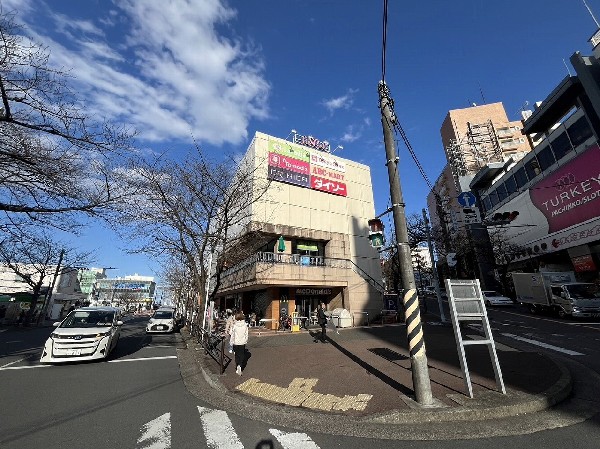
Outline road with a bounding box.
[1,307,600,448]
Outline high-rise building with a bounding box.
[441,102,533,187]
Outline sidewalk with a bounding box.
[179,319,580,436]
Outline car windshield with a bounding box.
[61,310,115,328]
[153,311,173,319]
[566,284,600,299]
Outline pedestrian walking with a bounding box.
[230,311,248,375]
[224,310,236,354]
[314,301,327,343]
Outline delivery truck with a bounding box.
[512,272,600,318]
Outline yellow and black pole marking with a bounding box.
[404,288,425,358]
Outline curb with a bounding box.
[177,329,585,440]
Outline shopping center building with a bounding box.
[215,131,384,327]
[470,33,600,279]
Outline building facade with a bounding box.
[95,274,156,309]
[470,35,600,279]
[215,131,384,327]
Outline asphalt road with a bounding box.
[2,307,600,448]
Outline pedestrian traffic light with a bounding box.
[368,218,385,248]
[486,211,519,225]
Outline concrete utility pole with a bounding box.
[422,208,447,322]
[378,81,433,405]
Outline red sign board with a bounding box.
[571,254,597,272]
[310,175,347,196]
[268,152,310,175]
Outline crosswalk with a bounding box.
[136,407,321,449]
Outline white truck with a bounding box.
[512,271,600,318]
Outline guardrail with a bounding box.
[199,328,231,375]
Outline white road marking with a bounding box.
[137,412,170,449]
[0,357,27,368]
[269,429,320,449]
[108,356,177,363]
[501,333,585,356]
[0,364,50,371]
[197,406,243,449]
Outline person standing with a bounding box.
[314,302,327,343]
[230,311,248,375]
[224,310,236,354]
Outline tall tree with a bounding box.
[0,230,90,322]
[119,146,271,325]
[0,10,133,235]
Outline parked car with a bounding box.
[482,291,513,307]
[420,286,447,299]
[40,306,123,363]
[146,307,177,333]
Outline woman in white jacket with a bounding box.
[230,312,248,375]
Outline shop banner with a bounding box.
[310,152,346,172]
[311,165,346,183]
[311,175,347,196]
[268,152,310,175]
[571,254,597,272]
[268,140,310,163]
[529,144,600,234]
[268,166,311,188]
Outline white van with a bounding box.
[40,307,123,363]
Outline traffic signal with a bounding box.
[368,218,385,248]
[486,211,519,225]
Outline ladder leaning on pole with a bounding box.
[445,278,506,398]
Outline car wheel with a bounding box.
[557,308,568,319]
[485,300,491,307]
[528,304,537,314]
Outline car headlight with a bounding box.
[51,332,60,339]
[95,330,111,339]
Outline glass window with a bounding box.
[482,195,492,213]
[489,189,499,208]
[514,166,528,188]
[525,156,541,181]
[536,144,556,172]
[496,183,508,203]
[550,132,573,161]
[505,175,517,196]
[567,116,594,147]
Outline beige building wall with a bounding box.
[219,132,384,318]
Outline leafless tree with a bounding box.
[119,146,271,325]
[0,230,90,322]
[0,10,134,236]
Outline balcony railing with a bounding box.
[221,251,351,277]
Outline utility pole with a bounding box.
[39,248,65,325]
[422,208,447,322]
[378,81,433,405]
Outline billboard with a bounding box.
[267,138,347,197]
[529,144,600,234]
[495,143,600,257]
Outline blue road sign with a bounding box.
[457,192,476,207]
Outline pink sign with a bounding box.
[311,175,347,196]
[529,144,600,234]
[268,152,310,175]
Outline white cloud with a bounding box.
[11,0,270,146]
[340,125,361,143]
[321,88,358,115]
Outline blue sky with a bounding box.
[6,0,600,280]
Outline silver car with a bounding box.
[483,291,513,307]
[40,307,123,363]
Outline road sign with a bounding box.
[461,207,481,225]
[457,192,476,207]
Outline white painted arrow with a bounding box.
[137,412,171,449]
